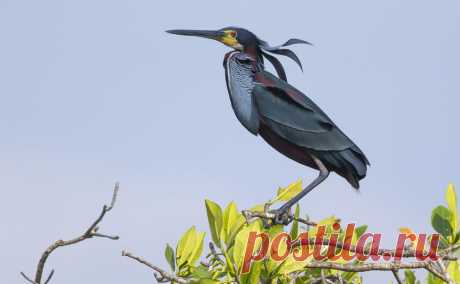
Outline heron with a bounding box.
[166,27,369,225]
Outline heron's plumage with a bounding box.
[167,26,369,196]
[224,51,260,134]
[223,50,369,189]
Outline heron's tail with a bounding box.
[319,148,369,190]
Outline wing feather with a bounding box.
[253,71,366,154]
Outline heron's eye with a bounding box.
[229,31,237,38]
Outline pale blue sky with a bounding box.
[1,0,459,283]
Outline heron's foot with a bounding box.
[269,208,292,226]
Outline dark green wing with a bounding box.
[253,71,367,156]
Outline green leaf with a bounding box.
[232,220,263,274]
[438,234,450,250]
[426,271,444,284]
[240,259,262,284]
[277,252,313,276]
[176,226,197,268]
[188,231,206,266]
[404,270,416,284]
[222,201,246,247]
[164,243,175,271]
[308,215,339,237]
[455,231,460,243]
[223,202,238,240]
[190,264,212,279]
[290,204,300,240]
[431,205,454,239]
[176,226,205,270]
[447,260,460,283]
[355,225,368,239]
[274,180,302,202]
[222,248,236,276]
[205,199,223,247]
[446,183,458,242]
[191,279,220,284]
[266,224,285,274]
[341,271,359,282]
[249,204,265,213]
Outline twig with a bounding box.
[20,183,120,284]
[242,210,317,226]
[236,207,456,283]
[122,229,456,284]
[291,237,457,261]
[321,269,333,284]
[310,274,343,284]
[440,243,460,256]
[20,272,36,284]
[337,273,345,284]
[435,259,455,284]
[245,207,458,264]
[304,261,450,283]
[209,242,224,264]
[122,250,188,284]
[391,269,403,284]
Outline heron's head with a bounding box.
[166,27,261,51]
[166,27,312,81]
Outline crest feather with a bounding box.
[258,38,312,81]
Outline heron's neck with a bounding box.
[243,45,264,68]
[223,50,263,73]
[223,51,260,135]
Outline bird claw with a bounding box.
[268,209,292,226]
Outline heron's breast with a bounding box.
[224,52,260,135]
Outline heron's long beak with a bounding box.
[166,29,224,41]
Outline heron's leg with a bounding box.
[272,156,329,225]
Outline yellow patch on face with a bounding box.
[221,30,243,50]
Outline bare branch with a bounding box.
[242,210,317,227]
[435,259,455,284]
[310,274,344,284]
[123,223,457,283]
[21,183,120,284]
[208,242,224,264]
[122,250,188,284]
[440,244,460,256]
[304,261,450,283]
[291,237,457,261]
[321,269,334,284]
[92,233,120,240]
[239,206,457,283]
[43,270,54,284]
[391,269,403,284]
[20,272,36,284]
[244,208,457,264]
[84,182,119,236]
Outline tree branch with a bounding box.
[244,207,458,267]
[304,261,449,283]
[242,209,317,227]
[122,250,188,284]
[291,237,457,261]
[20,183,120,284]
[435,259,455,284]
[391,269,403,284]
[209,206,458,283]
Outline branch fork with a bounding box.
[20,183,120,284]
